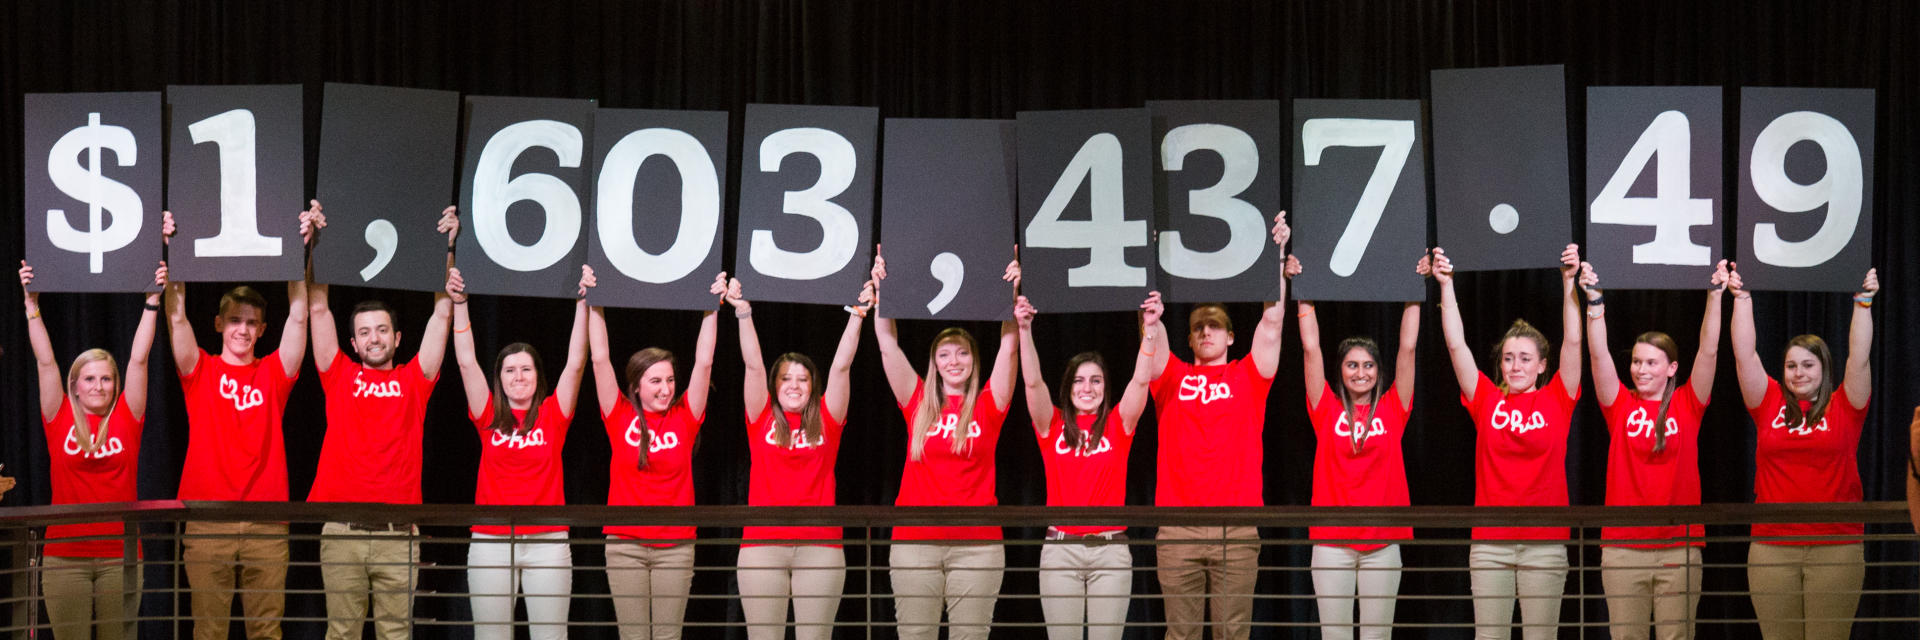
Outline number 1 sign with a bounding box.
[166,84,306,282]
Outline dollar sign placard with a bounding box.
[24,92,163,293]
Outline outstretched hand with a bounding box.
[1709,259,1730,291]
[1861,268,1880,297]
[1139,290,1163,327]
[1271,211,1291,247]
[1559,243,1581,280]
[1426,247,1455,285]
[1284,255,1302,280]
[299,199,327,246]
[437,206,460,247]
[1004,245,1021,290]
[1013,295,1037,329]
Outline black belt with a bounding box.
[1046,527,1127,544]
[343,522,410,533]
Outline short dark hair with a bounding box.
[350,300,398,328]
[217,286,269,318]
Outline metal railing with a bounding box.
[3,501,1915,638]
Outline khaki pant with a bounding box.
[1038,539,1132,640]
[318,522,418,640]
[888,543,1004,640]
[42,555,141,640]
[1600,546,1703,640]
[1155,526,1260,640]
[737,545,845,640]
[605,540,694,640]
[1747,542,1864,640]
[468,532,573,640]
[183,521,288,640]
[1467,543,1567,640]
[1310,544,1402,640]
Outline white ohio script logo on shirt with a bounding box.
[763,423,822,449]
[1333,412,1386,439]
[1625,406,1679,440]
[1177,374,1233,404]
[626,417,682,453]
[930,413,983,442]
[1489,399,1547,434]
[491,427,548,449]
[1770,407,1829,437]
[1052,432,1114,457]
[218,374,265,411]
[353,371,404,399]
[63,427,126,459]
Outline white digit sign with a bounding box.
[598,128,719,283]
[1591,110,1713,266]
[749,127,858,280]
[188,109,282,258]
[1750,111,1862,268]
[471,120,583,272]
[1025,133,1146,287]
[1159,124,1265,280]
[1301,118,1415,277]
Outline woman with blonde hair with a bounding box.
[1731,266,1878,640]
[21,259,164,640]
[725,276,871,640]
[871,249,1019,640]
[1426,244,1585,640]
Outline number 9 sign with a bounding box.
[1737,87,1874,291]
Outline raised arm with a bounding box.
[1842,268,1876,409]
[1582,262,1620,407]
[1728,266,1767,409]
[681,273,725,421]
[448,268,490,418]
[1299,299,1327,411]
[415,205,461,379]
[730,278,770,420]
[552,267,594,419]
[1014,296,1054,436]
[870,251,918,407]
[1555,244,1583,398]
[822,280,873,422]
[22,262,64,421]
[278,280,310,379]
[309,277,339,374]
[1393,300,1420,412]
[124,273,163,420]
[1687,260,1730,403]
[1249,212,1292,380]
[1425,248,1481,403]
[161,212,201,376]
[1114,294,1163,435]
[986,257,1021,412]
[1142,291,1171,381]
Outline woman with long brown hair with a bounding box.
[870,249,1019,640]
[587,269,726,640]
[1583,260,1729,640]
[1731,266,1878,640]
[725,276,870,640]
[21,260,163,640]
[449,265,591,640]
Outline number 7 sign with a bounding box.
[1290,99,1428,302]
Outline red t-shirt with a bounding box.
[1037,410,1133,535]
[42,396,143,558]
[1461,372,1578,541]
[470,394,571,536]
[1748,379,1867,544]
[1150,356,1272,507]
[744,404,844,546]
[307,352,436,504]
[893,382,1005,541]
[177,351,296,502]
[1307,384,1412,551]
[1600,382,1706,548]
[603,398,701,545]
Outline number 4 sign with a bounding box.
[1585,86,1722,289]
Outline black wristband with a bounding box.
[143,302,161,311]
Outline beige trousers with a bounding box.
[1467,543,1567,640]
[737,545,845,640]
[888,543,1005,640]
[182,521,288,640]
[1155,526,1260,640]
[318,522,418,640]
[1600,546,1703,640]
[1038,540,1133,640]
[1747,542,1864,640]
[41,555,141,640]
[605,540,694,640]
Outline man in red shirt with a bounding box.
[1141,212,1291,640]
[306,204,457,640]
[163,206,316,640]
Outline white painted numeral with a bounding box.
[1025,133,1146,287]
[472,120,583,272]
[1750,111,1862,268]
[597,128,719,283]
[749,128,858,280]
[190,109,282,257]
[1302,118,1415,277]
[1591,110,1713,266]
[1159,124,1264,280]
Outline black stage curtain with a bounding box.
[3,2,1915,638]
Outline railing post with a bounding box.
[5,527,27,640]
